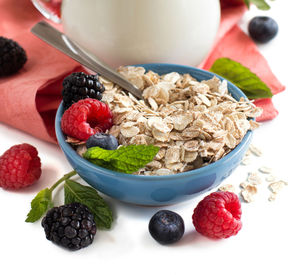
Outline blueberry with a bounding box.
[86,133,118,150]
[248,16,278,43]
[148,210,185,245]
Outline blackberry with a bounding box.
[148,210,185,245]
[62,72,105,110]
[42,202,97,251]
[0,37,27,76]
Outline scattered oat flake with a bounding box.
[218,184,235,193]
[268,180,288,193]
[249,144,263,157]
[247,172,262,185]
[258,166,272,174]
[241,156,251,166]
[265,174,277,182]
[239,182,248,189]
[241,184,257,203]
[268,193,277,202]
[245,150,251,157]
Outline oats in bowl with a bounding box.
[100,66,262,176]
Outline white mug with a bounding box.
[32,0,220,68]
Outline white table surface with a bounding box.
[1,2,299,275]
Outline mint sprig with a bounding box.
[25,170,113,229]
[244,0,275,10]
[210,57,273,99]
[83,144,160,174]
[25,188,53,223]
[65,180,113,229]
[25,170,76,223]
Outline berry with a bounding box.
[149,210,185,245]
[0,144,41,190]
[192,191,242,239]
[62,72,105,110]
[0,37,27,76]
[86,133,118,150]
[220,0,245,9]
[61,98,113,141]
[42,202,97,251]
[248,16,278,43]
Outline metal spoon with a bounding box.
[31,21,143,100]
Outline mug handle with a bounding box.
[31,0,62,24]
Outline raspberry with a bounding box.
[0,144,41,190]
[42,202,97,251]
[192,191,242,239]
[0,36,27,76]
[62,72,105,110]
[61,98,113,141]
[220,0,245,9]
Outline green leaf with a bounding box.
[249,0,271,10]
[210,58,273,99]
[64,180,113,229]
[244,0,251,8]
[25,188,54,223]
[83,144,160,174]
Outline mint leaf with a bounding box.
[64,180,113,229]
[83,144,160,174]
[244,0,251,8]
[210,58,273,99]
[25,188,54,223]
[243,0,273,10]
[249,0,271,10]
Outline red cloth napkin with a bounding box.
[0,0,81,143]
[0,1,285,144]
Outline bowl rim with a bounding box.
[55,63,253,181]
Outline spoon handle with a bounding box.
[31,21,143,100]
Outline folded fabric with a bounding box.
[0,1,285,144]
[0,0,82,143]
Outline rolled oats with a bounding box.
[258,166,272,174]
[247,172,262,185]
[268,180,288,193]
[241,156,251,166]
[241,185,257,202]
[218,184,235,193]
[265,174,277,182]
[268,180,288,201]
[249,144,263,157]
[103,66,261,175]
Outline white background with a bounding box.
[0,1,299,275]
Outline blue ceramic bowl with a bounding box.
[55,63,252,206]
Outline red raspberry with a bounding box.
[61,98,113,141]
[0,144,42,190]
[192,191,242,239]
[220,0,245,9]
